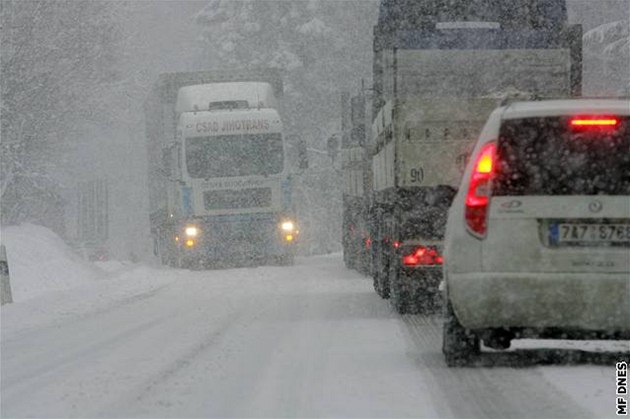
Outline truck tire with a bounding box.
[442,300,480,367]
[174,254,185,269]
[344,249,355,270]
[278,253,295,266]
[372,243,390,299]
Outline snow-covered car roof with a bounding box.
[502,98,630,119]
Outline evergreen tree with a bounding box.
[1,1,124,232]
[195,0,377,253]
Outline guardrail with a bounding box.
[0,244,12,305]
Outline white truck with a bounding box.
[363,0,583,313]
[145,70,300,268]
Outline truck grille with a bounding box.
[204,188,272,210]
[209,216,275,246]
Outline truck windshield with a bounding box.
[185,133,284,178]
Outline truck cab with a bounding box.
[147,74,298,268]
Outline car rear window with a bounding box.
[494,116,630,196]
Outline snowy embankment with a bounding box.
[2,224,104,301]
[1,224,627,418]
[1,224,175,334]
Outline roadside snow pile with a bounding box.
[94,260,134,274]
[1,223,103,302]
[297,17,333,37]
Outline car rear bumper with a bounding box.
[447,271,630,332]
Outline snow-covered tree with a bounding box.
[1,1,125,232]
[583,19,629,96]
[195,0,376,138]
[194,0,378,253]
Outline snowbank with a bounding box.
[297,17,333,37]
[1,223,103,302]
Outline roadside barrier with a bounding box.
[0,244,12,305]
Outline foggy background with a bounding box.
[2,0,628,261]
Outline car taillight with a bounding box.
[465,142,496,238]
[402,246,443,266]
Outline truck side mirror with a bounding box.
[162,143,181,180]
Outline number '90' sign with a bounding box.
[410,168,424,183]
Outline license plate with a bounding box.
[549,223,630,245]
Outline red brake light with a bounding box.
[465,142,496,237]
[570,116,619,131]
[402,246,443,266]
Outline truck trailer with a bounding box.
[145,70,299,268]
[341,91,373,275]
[342,0,582,313]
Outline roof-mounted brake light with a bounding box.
[570,117,619,128]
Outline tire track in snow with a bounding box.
[104,260,387,417]
[399,314,592,418]
[1,314,172,412]
[104,288,284,417]
[1,271,176,343]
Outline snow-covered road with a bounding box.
[1,248,627,418]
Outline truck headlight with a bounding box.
[185,226,199,237]
[281,221,295,232]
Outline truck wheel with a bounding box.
[373,276,389,298]
[164,249,178,268]
[343,250,355,270]
[374,258,390,299]
[157,236,170,266]
[372,276,381,295]
[373,272,390,299]
[443,300,480,367]
[372,243,389,299]
[278,253,295,266]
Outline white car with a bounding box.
[442,99,630,366]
